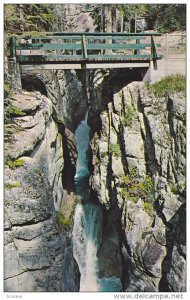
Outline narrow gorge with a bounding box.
[4,67,186,292]
[4,3,186,294]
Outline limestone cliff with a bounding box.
[4,71,82,291]
[89,81,186,292]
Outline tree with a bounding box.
[4,4,54,35]
[146,4,186,32]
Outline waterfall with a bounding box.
[73,202,102,291]
[72,111,122,292]
[73,111,102,291]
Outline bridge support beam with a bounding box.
[8,37,22,92]
[21,62,150,71]
[8,60,22,92]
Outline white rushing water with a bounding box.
[73,202,102,291]
[74,112,90,180]
[73,112,102,291]
[72,111,122,292]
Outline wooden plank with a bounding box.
[87,54,153,59]
[17,43,82,51]
[21,62,150,71]
[17,53,163,62]
[30,36,82,40]
[17,42,160,51]
[135,39,140,55]
[19,36,146,42]
[17,54,83,62]
[84,36,146,40]
[9,36,16,59]
[17,54,152,61]
[86,62,150,68]
[82,35,88,58]
[86,43,152,50]
[151,36,157,60]
[52,32,162,36]
[21,64,83,70]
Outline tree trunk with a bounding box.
[112,5,116,32]
[104,5,112,54]
[121,13,124,32]
[100,4,104,32]
[104,5,112,32]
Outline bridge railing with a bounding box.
[9,32,163,64]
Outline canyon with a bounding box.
[4,4,186,293]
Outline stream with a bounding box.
[72,112,122,292]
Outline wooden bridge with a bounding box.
[9,32,163,71]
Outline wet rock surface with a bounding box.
[4,91,79,292]
[89,81,186,292]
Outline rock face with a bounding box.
[53,4,94,32]
[22,69,85,131]
[89,81,186,292]
[4,91,80,291]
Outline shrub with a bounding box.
[7,159,25,168]
[120,171,154,205]
[147,74,186,97]
[121,175,130,186]
[109,143,121,158]
[129,166,138,178]
[4,83,13,98]
[5,181,21,189]
[100,151,108,159]
[169,183,178,194]
[123,106,135,126]
[120,188,128,198]
[56,211,72,229]
[5,105,26,118]
[144,202,153,215]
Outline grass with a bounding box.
[56,211,72,229]
[143,202,153,215]
[119,171,154,206]
[123,106,135,127]
[7,159,25,168]
[100,151,108,159]
[4,83,13,98]
[169,183,178,194]
[147,74,186,97]
[5,105,26,118]
[5,181,21,189]
[109,143,121,158]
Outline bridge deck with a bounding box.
[9,32,163,70]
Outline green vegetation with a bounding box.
[120,188,128,199]
[147,74,186,98]
[90,4,185,33]
[4,4,54,35]
[146,4,186,32]
[4,83,13,98]
[55,193,76,230]
[5,181,21,189]
[4,98,25,144]
[144,202,153,215]
[123,106,135,127]
[109,143,121,158]
[7,159,25,168]
[169,183,178,194]
[5,105,26,118]
[120,170,154,206]
[100,151,108,159]
[129,166,138,178]
[56,211,72,229]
